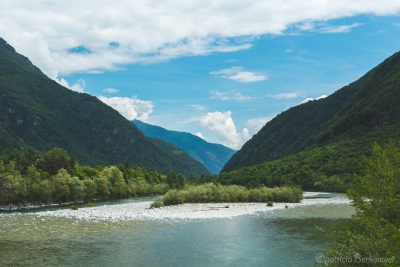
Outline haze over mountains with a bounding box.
[133,119,235,174]
[0,38,209,178]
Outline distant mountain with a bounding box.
[223,51,400,173]
[0,37,209,178]
[133,120,236,174]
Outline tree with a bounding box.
[166,170,185,189]
[327,142,400,259]
[39,148,75,175]
[52,168,72,203]
[70,176,86,202]
[83,178,97,201]
[99,166,128,199]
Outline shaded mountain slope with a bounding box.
[0,38,209,177]
[223,51,400,172]
[133,120,236,174]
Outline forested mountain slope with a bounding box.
[0,38,209,177]
[133,120,235,174]
[223,51,400,173]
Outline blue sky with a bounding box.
[1,1,400,149]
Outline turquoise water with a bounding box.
[0,194,353,266]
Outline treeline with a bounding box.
[151,183,302,207]
[0,147,186,207]
[191,139,376,193]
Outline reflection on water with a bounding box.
[0,196,353,267]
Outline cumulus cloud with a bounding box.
[300,94,328,104]
[98,95,154,121]
[57,78,86,93]
[200,111,250,149]
[210,67,267,82]
[247,116,274,132]
[1,1,400,80]
[210,90,253,101]
[195,132,205,139]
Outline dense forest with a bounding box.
[0,147,186,208]
[192,136,400,192]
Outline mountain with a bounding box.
[222,51,400,176]
[0,38,209,178]
[132,119,236,174]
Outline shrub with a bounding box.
[87,202,96,207]
[267,201,274,207]
[70,205,79,210]
[163,190,185,206]
[150,197,164,208]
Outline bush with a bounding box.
[70,205,79,210]
[267,201,274,207]
[87,202,96,207]
[163,190,185,206]
[150,197,164,208]
[160,184,302,206]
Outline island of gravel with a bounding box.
[33,193,350,222]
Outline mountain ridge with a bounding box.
[0,37,209,177]
[222,51,400,173]
[133,119,236,174]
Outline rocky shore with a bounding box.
[31,192,350,222]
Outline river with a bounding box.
[0,193,353,266]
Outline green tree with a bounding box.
[52,168,72,203]
[99,166,128,199]
[0,173,25,205]
[83,178,97,201]
[70,176,86,202]
[25,165,44,202]
[39,148,75,175]
[166,170,185,189]
[95,175,110,199]
[327,142,400,259]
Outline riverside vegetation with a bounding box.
[0,147,186,208]
[151,183,302,207]
[0,146,302,209]
[325,142,400,263]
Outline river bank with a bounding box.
[24,192,351,222]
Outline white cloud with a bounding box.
[56,78,85,93]
[270,92,300,99]
[210,67,267,82]
[187,104,206,112]
[102,88,120,93]
[1,1,400,80]
[200,111,250,149]
[291,21,362,34]
[210,90,253,101]
[195,132,205,139]
[320,23,362,33]
[300,94,328,104]
[98,95,154,121]
[247,116,274,132]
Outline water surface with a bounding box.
[0,193,353,266]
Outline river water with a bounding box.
[0,193,353,266]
